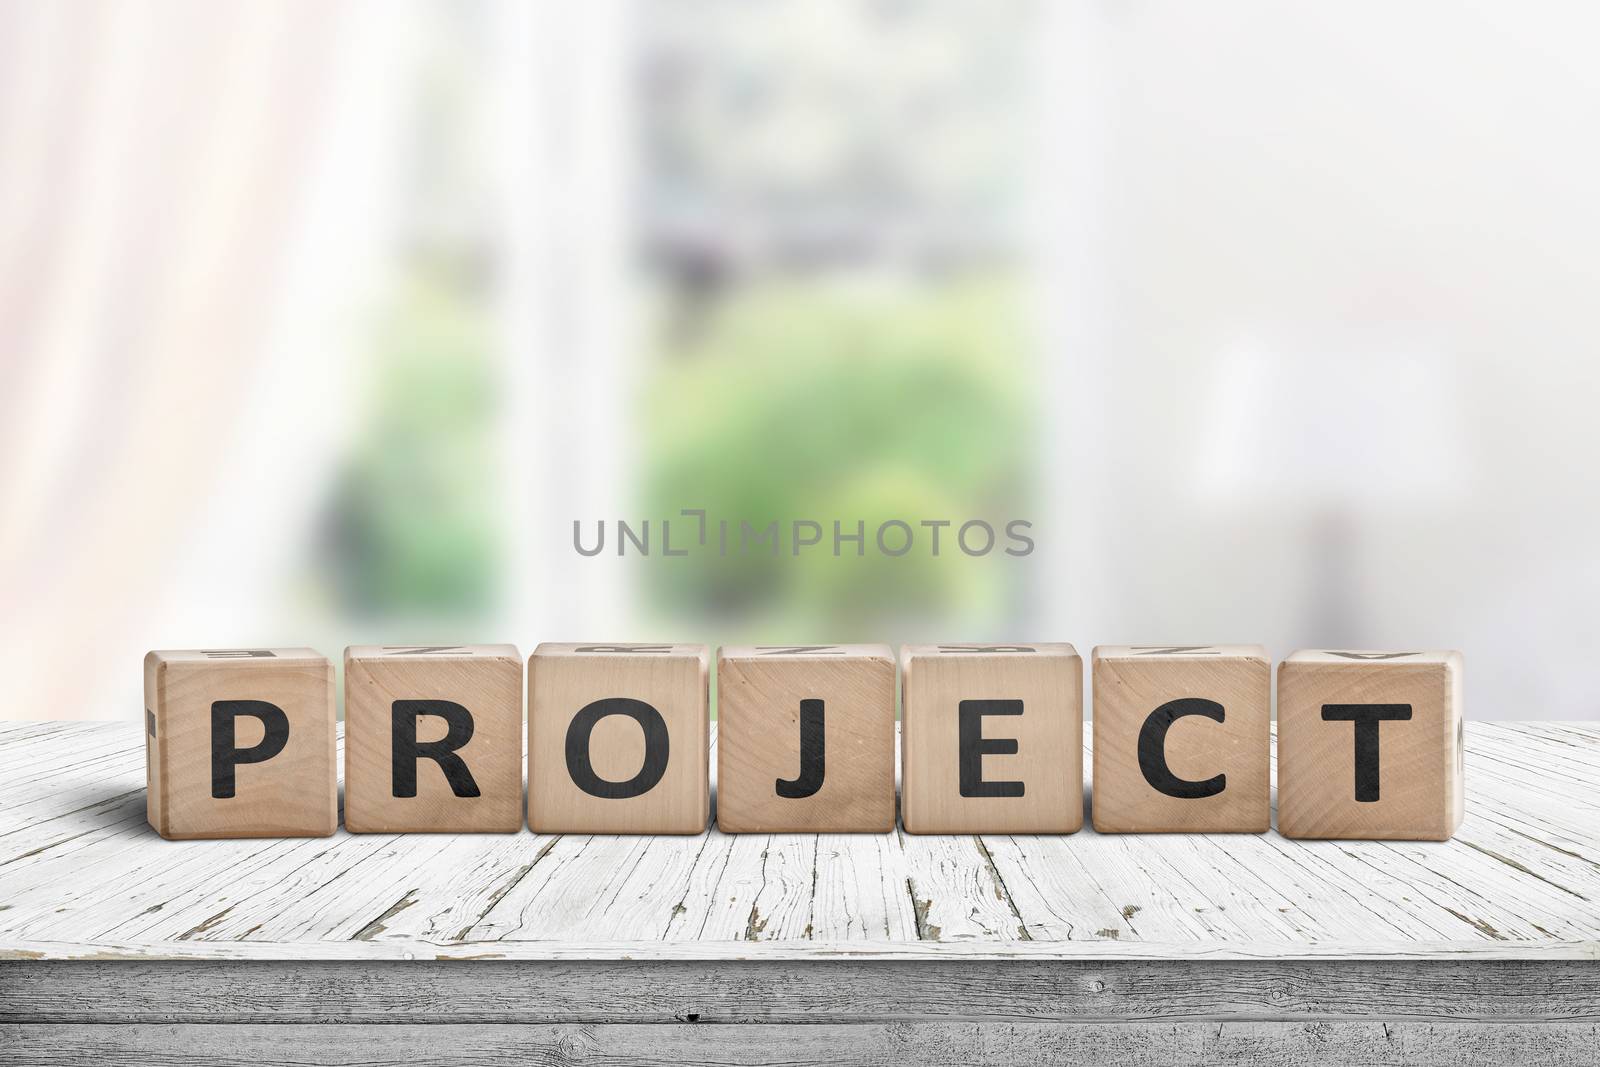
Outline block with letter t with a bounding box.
[528,643,709,834]
[143,648,336,840]
[344,644,524,833]
[900,643,1083,834]
[716,644,896,833]
[1277,649,1465,840]
[1091,645,1271,833]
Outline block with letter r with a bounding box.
[900,644,1083,834]
[1277,650,1464,840]
[143,648,336,839]
[343,645,524,833]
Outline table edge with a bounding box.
[3,938,1597,963]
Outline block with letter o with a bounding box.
[528,643,709,834]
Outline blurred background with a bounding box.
[2,0,1596,721]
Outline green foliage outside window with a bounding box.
[640,274,1032,638]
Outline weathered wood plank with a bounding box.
[809,832,919,940]
[354,833,557,943]
[1220,832,1457,941]
[978,833,1145,941]
[740,832,819,940]
[238,833,472,942]
[15,835,382,943]
[5,959,1597,1024]
[564,833,721,941]
[899,829,1028,941]
[0,732,147,805]
[466,835,644,940]
[0,721,63,740]
[1,831,296,937]
[0,801,149,881]
[658,824,749,940]
[4,1019,1598,1067]
[2,935,1595,962]
[0,766,145,837]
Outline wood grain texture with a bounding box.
[8,959,1599,1023]
[343,645,523,834]
[4,1021,1598,1067]
[142,649,335,840]
[528,644,709,834]
[901,644,1083,834]
[716,644,895,833]
[1091,645,1270,833]
[1278,650,1464,840]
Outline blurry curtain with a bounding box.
[0,1,337,717]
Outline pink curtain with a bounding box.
[0,1,337,718]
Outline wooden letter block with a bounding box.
[716,644,895,833]
[529,643,709,834]
[900,644,1083,834]
[143,648,335,840]
[344,645,524,834]
[1278,650,1465,841]
[1091,645,1270,833]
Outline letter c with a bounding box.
[1138,698,1226,799]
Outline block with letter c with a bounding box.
[1091,645,1270,833]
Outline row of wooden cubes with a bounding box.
[144,643,1464,841]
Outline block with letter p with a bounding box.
[1091,645,1271,833]
[716,644,896,833]
[900,644,1083,834]
[1277,649,1465,840]
[344,645,524,833]
[529,643,709,834]
[143,648,336,840]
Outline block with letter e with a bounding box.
[529,643,709,834]
[344,645,524,833]
[1277,649,1465,840]
[143,648,336,840]
[900,644,1083,834]
[1091,645,1271,833]
[716,644,895,833]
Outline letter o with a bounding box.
[564,698,671,799]
[958,519,996,556]
[876,519,914,557]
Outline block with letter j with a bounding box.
[143,648,336,840]
[716,644,896,833]
[1277,649,1464,840]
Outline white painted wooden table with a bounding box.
[1,720,1596,1065]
